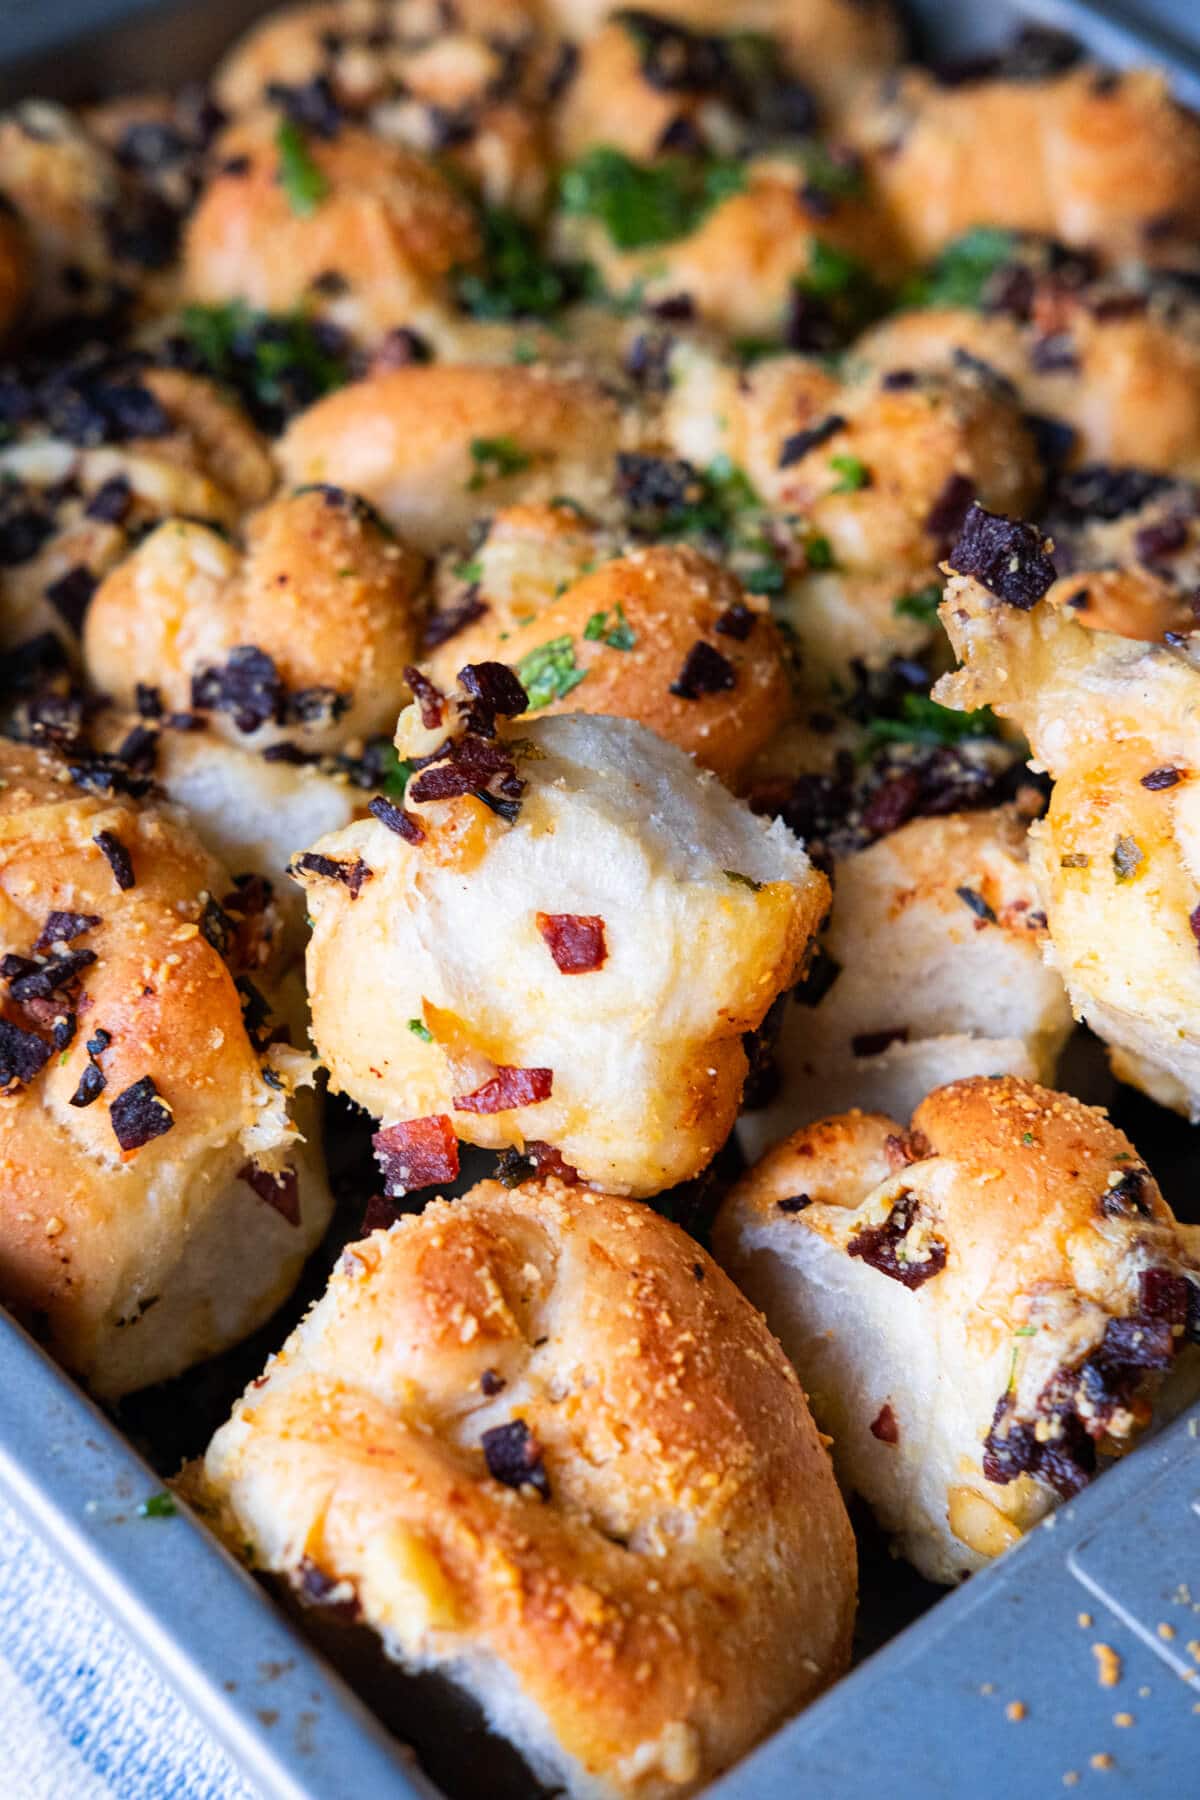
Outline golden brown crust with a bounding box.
[182,112,480,339]
[0,740,331,1394]
[427,545,792,784]
[936,570,1200,1117]
[854,65,1200,266]
[198,1177,856,1797]
[277,362,625,552]
[83,490,428,748]
[295,706,828,1196]
[858,299,1200,480]
[716,1077,1200,1581]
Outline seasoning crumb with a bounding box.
[979,1682,995,1695]
[1078,1612,1094,1628]
[1093,1644,1121,1688]
[1137,1686,1151,1698]
[1005,1701,1027,1722]
[1090,1752,1114,1771]
[1062,1774,1079,1789]
[1157,1622,1176,1641]
[1113,1712,1134,1728]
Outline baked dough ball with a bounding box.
[0,739,332,1397]
[277,364,624,553]
[0,365,274,654]
[665,347,1040,681]
[0,101,182,320]
[102,719,364,962]
[1045,566,1194,643]
[935,509,1200,1118]
[738,808,1072,1161]
[194,1175,856,1798]
[294,678,828,1196]
[427,545,792,785]
[214,0,553,215]
[553,154,895,341]
[716,1076,1200,1584]
[857,286,1200,481]
[850,63,1200,268]
[83,488,427,751]
[182,112,480,344]
[553,13,841,162]
[539,0,902,115]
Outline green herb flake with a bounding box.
[516,636,588,710]
[138,1491,177,1519]
[863,693,1000,751]
[829,453,870,493]
[454,557,483,583]
[376,744,414,800]
[1112,835,1144,883]
[407,1018,433,1043]
[805,533,835,570]
[455,204,580,322]
[583,602,636,650]
[893,583,942,624]
[723,869,764,892]
[558,147,746,252]
[179,301,349,425]
[902,227,1019,311]
[468,436,532,491]
[275,118,328,217]
[1022,1132,1034,1145]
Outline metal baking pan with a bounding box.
[3,1,1200,1795]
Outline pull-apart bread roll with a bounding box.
[738,807,1072,1159]
[426,542,792,786]
[850,54,1200,267]
[540,0,901,116]
[80,484,427,925]
[84,485,428,752]
[660,348,1040,680]
[277,365,624,553]
[858,271,1200,481]
[293,664,828,1196]
[194,1176,857,1799]
[716,1076,1200,1585]
[183,112,480,343]
[0,740,332,1397]
[936,503,1200,1118]
[213,0,554,215]
[0,362,274,654]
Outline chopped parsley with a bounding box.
[407,1018,433,1043]
[516,636,588,710]
[902,227,1019,311]
[893,583,943,625]
[862,693,1001,751]
[829,453,870,493]
[138,1491,177,1519]
[724,869,764,891]
[468,436,532,491]
[583,602,636,650]
[455,204,582,321]
[454,556,483,583]
[805,533,835,570]
[275,118,328,217]
[558,147,746,251]
[377,745,414,799]
[178,301,349,431]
